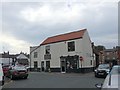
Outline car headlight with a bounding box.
[106,70,110,74]
[94,70,97,72]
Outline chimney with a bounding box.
[8,51,9,55]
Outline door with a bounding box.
[41,61,44,72]
[46,61,50,72]
[61,60,66,73]
[34,61,38,71]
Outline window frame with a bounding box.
[68,41,75,52]
[45,45,50,54]
[34,52,38,58]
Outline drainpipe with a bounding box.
[30,52,31,71]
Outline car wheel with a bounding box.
[10,75,14,80]
[24,76,28,79]
[95,73,98,77]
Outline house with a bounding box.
[100,48,118,66]
[0,51,29,66]
[116,46,120,65]
[30,46,41,71]
[0,51,15,65]
[30,29,94,73]
[15,52,29,66]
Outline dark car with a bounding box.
[8,65,28,80]
[94,64,110,78]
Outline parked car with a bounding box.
[94,64,110,78]
[0,63,4,90]
[95,65,120,89]
[24,65,30,71]
[8,65,28,80]
[2,64,11,77]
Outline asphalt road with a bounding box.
[2,72,104,88]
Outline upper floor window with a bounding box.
[106,52,110,55]
[68,41,75,52]
[34,52,38,58]
[45,45,50,54]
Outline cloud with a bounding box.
[2,0,119,3]
[1,1,118,53]
[0,33,30,54]
[20,4,82,25]
[92,34,118,48]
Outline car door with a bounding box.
[0,64,4,90]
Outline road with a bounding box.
[2,72,104,88]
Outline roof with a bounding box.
[16,53,28,59]
[104,49,116,52]
[40,29,87,45]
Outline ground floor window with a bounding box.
[34,61,38,69]
[60,55,79,73]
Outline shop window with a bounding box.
[68,41,75,52]
[34,52,38,58]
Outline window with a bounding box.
[90,60,92,65]
[34,61,38,68]
[106,52,110,55]
[45,45,50,54]
[68,41,75,52]
[34,52,38,58]
[113,57,115,59]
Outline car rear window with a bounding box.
[99,64,109,69]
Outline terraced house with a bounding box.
[30,29,94,73]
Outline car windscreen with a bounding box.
[13,66,26,70]
[98,64,109,69]
[111,66,120,75]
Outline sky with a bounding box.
[0,0,119,54]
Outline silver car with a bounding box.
[95,65,120,90]
[0,64,4,90]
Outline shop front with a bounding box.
[60,55,79,73]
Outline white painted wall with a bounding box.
[30,30,94,69]
[30,46,41,68]
[81,31,94,68]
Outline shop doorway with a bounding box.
[61,60,66,73]
[41,61,44,72]
[34,61,38,71]
[46,61,50,72]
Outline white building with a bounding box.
[30,29,94,73]
[0,52,13,65]
[16,53,29,66]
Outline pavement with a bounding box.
[4,77,11,86]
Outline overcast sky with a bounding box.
[0,0,119,54]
